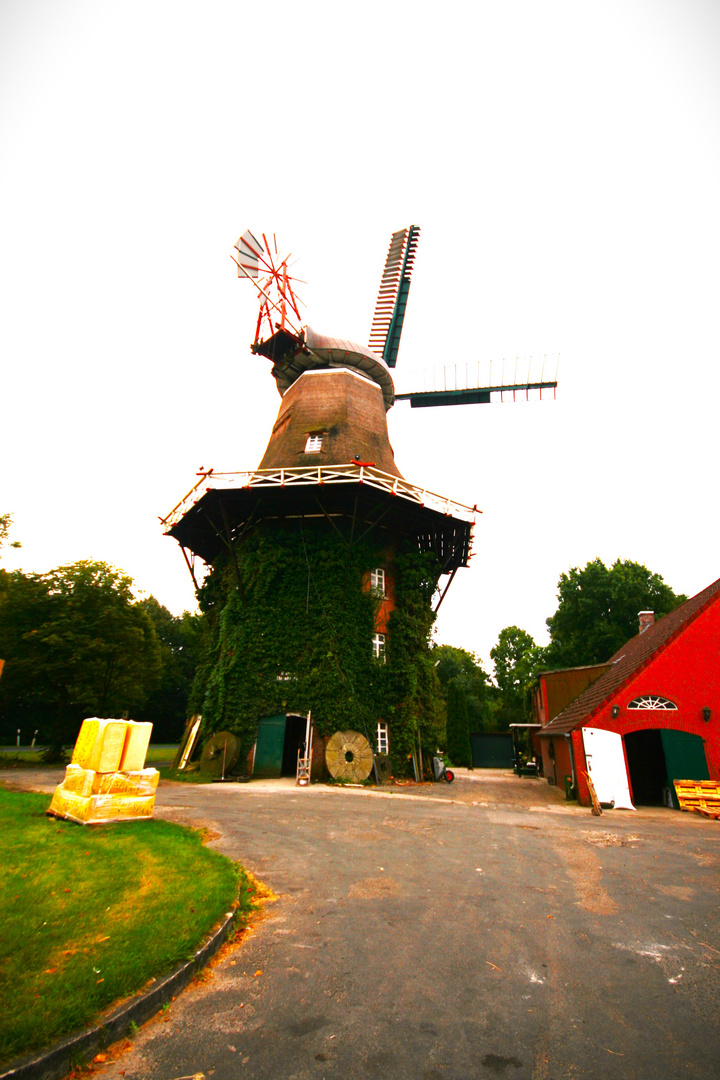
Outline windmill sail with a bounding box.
[394,355,559,408]
[368,226,420,367]
[234,229,264,278]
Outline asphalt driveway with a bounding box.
[4,770,720,1079]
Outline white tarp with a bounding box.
[582,727,636,810]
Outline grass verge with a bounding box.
[0,787,242,1066]
[0,746,179,769]
[158,765,215,784]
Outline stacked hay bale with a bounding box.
[48,719,158,824]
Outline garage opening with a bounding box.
[281,714,307,776]
[625,728,709,806]
[470,732,514,768]
[254,713,309,778]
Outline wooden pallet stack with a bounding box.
[673,779,720,820]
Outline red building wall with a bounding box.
[369,562,396,635]
[583,599,720,784]
[543,599,720,805]
[540,733,574,793]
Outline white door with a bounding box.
[582,728,635,810]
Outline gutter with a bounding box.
[565,733,577,792]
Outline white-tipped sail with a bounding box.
[234,229,264,278]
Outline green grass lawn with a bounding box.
[0,787,243,1065]
[144,745,180,764]
[158,764,215,784]
[0,745,179,768]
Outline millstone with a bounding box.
[325,729,374,782]
[200,731,241,776]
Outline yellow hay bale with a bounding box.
[50,718,158,825]
[48,787,92,823]
[71,718,128,773]
[92,769,159,797]
[119,721,153,772]
[70,719,101,768]
[61,764,94,798]
[85,793,156,822]
[48,788,156,824]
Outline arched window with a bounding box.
[627,695,677,710]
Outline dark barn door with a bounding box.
[254,714,308,778]
[661,729,709,807]
[470,732,514,768]
[625,728,709,806]
[281,714,307,776]
[254,715,287,778]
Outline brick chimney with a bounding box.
[638,610,655,634]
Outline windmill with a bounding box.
[161,226,556,782]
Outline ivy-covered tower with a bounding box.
[162,228,477,779]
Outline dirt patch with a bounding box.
[552,838,620,916]
[154,805,223,842]
[348,875,401,899]
[583,832,640,847]
[384,770,575,811]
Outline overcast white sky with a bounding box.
[2,0,719,670]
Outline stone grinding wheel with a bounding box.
[325,729,374,782]
[200,731,240,776]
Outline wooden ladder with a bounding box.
[296,749,312,786]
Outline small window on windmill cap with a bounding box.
[305,434,323,453]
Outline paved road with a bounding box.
[5,771,720,1079]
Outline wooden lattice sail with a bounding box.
[368,225,420,368]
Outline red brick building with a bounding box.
[534,577,720,809]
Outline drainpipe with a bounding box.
[565,733,577,793]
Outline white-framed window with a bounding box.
[377,721,389,755]
[372,632,386,661]
[370,567,386,597]
[627,695,677,710]
[305,434,323,453]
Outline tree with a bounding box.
[0,513,21,559]
[433,644,500,733]
[545,558,686,668]
[0,561,161,753]
[135,598,204,742]
[445,678,473,767]
[490,626,545,728]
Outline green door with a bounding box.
[660,730,709,807]
[254,715,287,778]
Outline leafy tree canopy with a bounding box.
[544,558,686,668]
[135,597,204,742]
[490,626,545,727]
[0,513,21,558]
[433,644,501,734]
[0,561,162,752]
[445,678,472,767]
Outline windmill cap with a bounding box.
[260,326,395,409]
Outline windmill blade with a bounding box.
[368,225,420,368]
[394,381,558,407]
[394,355,559,407]
[234,229,265,278]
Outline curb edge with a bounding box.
[0,907,237,1080]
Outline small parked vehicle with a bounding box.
[431,754,454,783]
